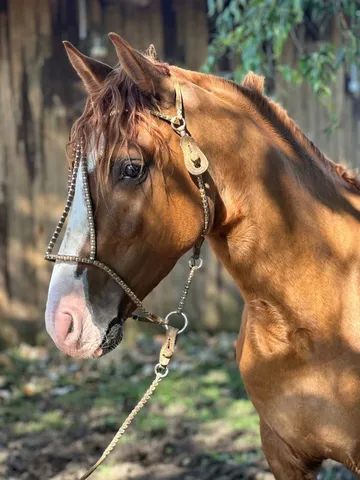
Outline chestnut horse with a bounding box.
[45,33,360,478]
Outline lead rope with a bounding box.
[78,376,162,480]
[78,259,199,480]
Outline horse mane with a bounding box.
[69,56,170,188]
[238,72,360,192]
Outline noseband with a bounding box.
[45,82,211,346]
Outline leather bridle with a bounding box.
[45,82,211,346]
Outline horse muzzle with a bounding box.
[45,263,127,359]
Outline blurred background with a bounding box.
[0,1,359,479]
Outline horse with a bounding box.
[45,33,360,478]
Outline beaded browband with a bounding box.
[45,82,211,330]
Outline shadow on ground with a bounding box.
[0,332,357,479]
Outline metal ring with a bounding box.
[170,116,186,132]
[165,311,188,334]
[189,257,203,269]
[154,363,169,378]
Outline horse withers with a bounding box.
[45,33,360,478]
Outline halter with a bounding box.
[45,81,211,352]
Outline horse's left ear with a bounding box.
[108,32,173,103]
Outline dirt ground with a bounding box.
[0,332,357,479]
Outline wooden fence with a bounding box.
[0,0,359,346]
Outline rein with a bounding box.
[45,82,211,479]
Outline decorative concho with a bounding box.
[180,134,209,175]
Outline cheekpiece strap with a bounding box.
[150,82,211,239]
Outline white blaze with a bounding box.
[45,148,100,352]
[58,148,96,257]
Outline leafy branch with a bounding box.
[205,0,360,102]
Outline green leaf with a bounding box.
[204,0,359,106]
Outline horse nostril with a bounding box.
[54,312,76,345]
[67,319,74,334]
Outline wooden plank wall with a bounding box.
[0,0,80,345]
[0,0,359,345]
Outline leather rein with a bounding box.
[45,82,212,479]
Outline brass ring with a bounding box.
[165,311,188,334]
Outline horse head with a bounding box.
[45,34,215,358]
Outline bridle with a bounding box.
[45,82,211,349]
[45,81,212,478]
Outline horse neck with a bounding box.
[203,96,360,327]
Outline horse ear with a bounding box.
[63,41,112,94]
[108,33,173,102]
[242,72,265,94]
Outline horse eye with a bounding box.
[124,162,142,178]
[115,159,146,183]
